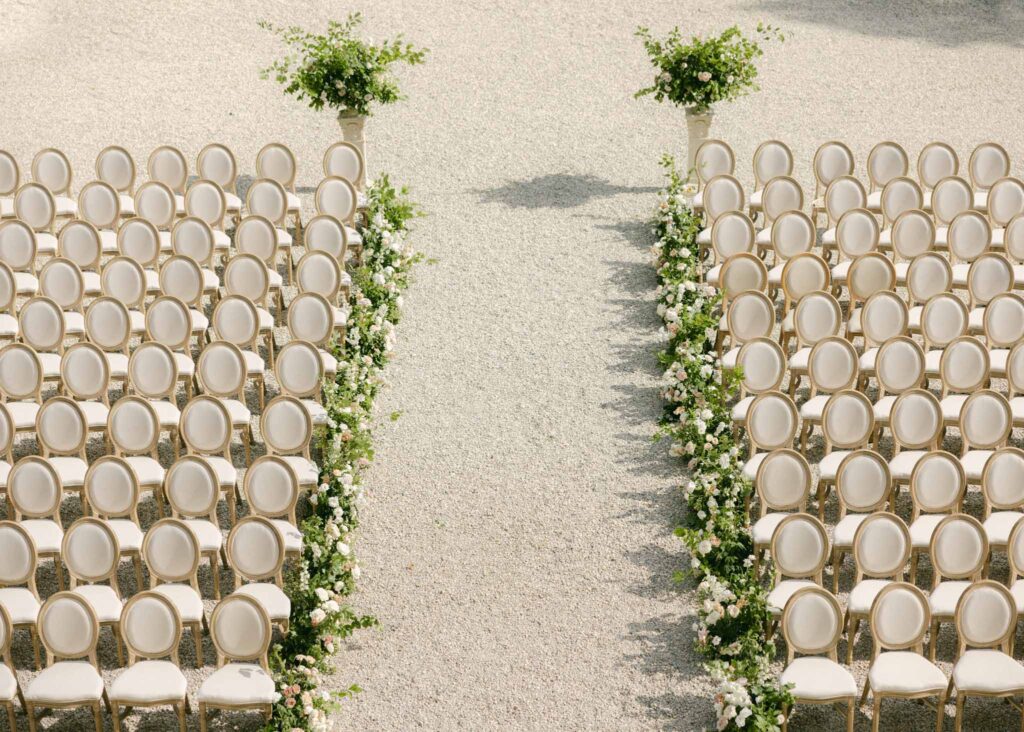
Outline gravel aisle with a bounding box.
[2,1,1024,730]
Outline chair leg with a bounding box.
[30,626,41,669]
[177,702,187,732]
[871,695,881,732]
[243,428,251,465]
[133,555,144,593]
[211,553,221,600]
[860,678,871,707]
[191,622,204,666]
[936,691,946,732]
[847,617,860,664]
[112,623,124,665]
[955,693,964,732]
[199,702,208,732]
[6,702,15,732]
[931,621,940,662]
[111,700,122,732]
[910,552,919,585]
[781,703,789,732]
[25,701,36,732]
[93,701,103,732]
[54,557,65,591]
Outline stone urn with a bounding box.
[338,110,368,187]
[685,107,714,181]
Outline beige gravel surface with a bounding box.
[1,1,1024,730]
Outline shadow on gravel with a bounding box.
[476,174,658,209]
[757,0,1024,47]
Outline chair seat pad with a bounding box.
[941,394,967,423]
[148,399,181,429]
[873,395,896,425]
[961,450,996,481]
[848,308,862,335]
[118,194,136,216]
[281,456,318,486]
[14,272,38,295]
[49,456,87,487]
[0,460,9,488]
[213,231,230,252]
[110,660,187,703]
[767,264,784,286]
[172,352,195,377]
[755,227,772,246]
[22,519,63,553]
[6,401,39,430]
[866,191,883,211]
[868,651,947,694]
[908,305,922,330]
[910,514,946,549]
[220,398,251,426]
[929,580,972,617]
[125,456,165,486]
[0,313,16,337]
[924,349,943,377]
[73,584,123,623]
[242,350,265,375]
[696,228,712,246]
[129,308,145,334]
[25,660,103,703]
[818,450,850,482]
[152,584,204,623]
[0,664,16,701]
[0,586,41,624]
[190,309,209,332]
[1011,580,1024,612]
[984,511,1023,547]
[224,192,242,211]
[732,396,753,424]
[257,308,274,332]
[790,348,810,373]
[833,513,869,549]
[143,269,160,294]
[39,351,61,379]
[1013,396,1024,425]
[973,192,990,211]
[269,519,302,553]
[848,579,891,614]
[234,582,290,620]
[954,649,1024,693]
[106,353,129,378]
[36,232,58,254]
[741,453,768,482]
[302,399,328,426]
[967,307,985,332]
[285,191,300,211]
[706,264,722,287]
[185,519,223,552]
[752,512,788,545]
[0,198,12,217]
[990,349,1009,377]
[766,579,817,616]
[894,261,910,284]
[99,230,118,254]
[267,269,283,289]
[158,231,172,253]
[721,348,740,370]
[197,663,276,705]
[63,311,85,334]
[780,657,857,700]
[319,349,337,374]
[200,456,237,488]
[889,451,928,480]
[276,228,293,247]
[78,400,110,430]
[107,519,143,552]
[823,228,838,248]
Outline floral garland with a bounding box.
[651,155,791,730]
[267,174,421,731]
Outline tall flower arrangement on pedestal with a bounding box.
[267,175,422,731]
[651,156,791,730]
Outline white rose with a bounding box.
[697,71,712,82]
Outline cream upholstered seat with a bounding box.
[244,455,304,555]
[160,254,210,336]
[84,456,145,589]
[703,211,755,286]
[877,177,923,250]
[959,390,1012,483]
[861,582,947,729]
[752,176,803,253]
[222,254,277,352]
[108,396,166,504]
[147,145,188,216]
[180,396,239,509]
[116,216,161,294]
[819,176,866,251]
[855,292,909,382]
[784,291,841,391]
[7,457,66,591]
[261,395,320,488]
[980,448,1024,551]
[36,396,89,506]
[950,580,1024,728]
[844,513,910,663]
[865,141,909,214]
[778,587,856,729]
[197,594,276,726]
[937,336,989,426]
[275,339,331,426]
[816,391,875,504]
[796,337,856,444]
[23,592,109,728]
[210,295,267,404]
[968,141,1011,212]
[845,252,896,340]
[694,174,744,246]
[102,255,148,336]
[765,514,828,620]
[134,180,178,253]
[906,451,965,583]
[721,290,775,371]
[0,521,43,669]
[886,389,942,486]
[730,338,785,426]
[83,297,131,390]
[145,296,196,395]
[128,342,181,454]
[287,292,341,376]
[904,253,949,332]
[198,340,255,463]
[165,455,226,599]
[828,450,891,591]
[0,343,43,434]
[927,514,988,661]
[691,139,735,213]
[831,208,878,288]
[304,211,354,267]
[143,518,207,666]
[58,219,104,295]
[198,143,242,222]
[109,591,190,729]
[95,145,136,217]
[740,391,797,483]
[60,342,112,434]
[228,516,291,627]
[185,179,232,253]
[870,337,925,437]
[248,176,294,273]
[62,518,125,663]
[257,142,302,227]
[236,215,285,293]
[315,174,364,247]
[748,139,793,213]
[917,142,959,211]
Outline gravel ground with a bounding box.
[2,1,1024,730]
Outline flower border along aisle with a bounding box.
[268,174,421,731]
[651,156,791,731]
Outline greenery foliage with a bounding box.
[636,24,783,113]
[268,175,422,731]
[651,156,791,730]
[260,14,426,116]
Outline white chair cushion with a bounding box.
[224,192,242,211]
[984,511,1023,547]
[257,308,274,332]
[318,349,337,374]
[889,451,928,481]
[172,352,195,377]
[968,307,985,332]
[780,657,857,700]
[48,456,87,487]
[741,453,768,482]
[879,228,893,249]
[910,514,946,549]
[189,309,210,332]
[6,401,39,430]
[125,456,165,486]
[833,513,869,550]
[1013,397,1024,425]
[118,194,136,216]
[148,399,181,429]
[868,651,947,694]
[961,450,996,481]
[1011,579,1024,613]
[267,269,283,289]
[128,308,146,334]
[929,580,972,617]
[78,401,110,430]
[22,519,63,553]
[276,228,293,247]
[990,349,1009,377]
[0,664,16,702]
[800,395,829,423]
[25,661,103,703]
[767,264,783,287]
[301,399,328,426]
[242,350,265,375]
[940,395,968,423]
[847,308,862,335]
[234,582,290,620]
[106,519,143,552]
[0,586,40,624]
[281,456,318,486]
[973,192,990,211]
[818,451,850,482]
[99,230,118,254]
[706,264,722,287]
[866,191,883,211]
[789,348,810,373]
[105,353,128,378]
[908,305,922,331]
[63,311,84,334]
[873,396,896,425]
[859,348,878,374]
[752,513,789,546]
[285,191,300,211]
[731,396,753,424]
[755,228,772,246]
[953,649,1024,693]
[54,196,77,217]
[766,579,816,616]
[110,659,186,703]
[924,349,943,377]
[0,313,17,337]
[270,519,302,553]
[696,228,712,246]
[197,663,276,705]
[722,348,740,370]
[144,269,160,294]
[848,579,891,614]
[894,261,910,284]
[38,352,61,379]
[822,228,838,248]
[952,262,970,288]
[152,584,204,623]
[221,398,252,426]
[185,519,223,552]
[36,232,58,254]
[14,272,38,295]
[200,456,237,488]
[213,231,231,252]
[0,461,9,489]
[73,584,123,623]
[158,231,172,253]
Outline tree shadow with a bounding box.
[475,173,659,210]
[756,0,1024,48]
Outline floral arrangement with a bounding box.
[651,156,791,730]
[635,24,783,113]
[267,174,422,731]
[260,13,427,116]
